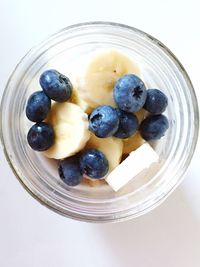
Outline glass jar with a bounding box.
[0,22,199,222]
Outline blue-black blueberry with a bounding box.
[58,156,83,186]
[26,91,51,122]
[89,105,119,138]
[144,89,168,114]
[114,74,147,113]
[80,149,109,179]
[114,109,139,138]
[140,114,169,141]
[40,69,72,102]
[27,122,55,151]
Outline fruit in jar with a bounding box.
[80,149,109,179]
[144,89,168,114]
[135,109,146,123]
[70,86,93,114]
[58,156,83,186]
[88,105,119,138]
[40,69,72,102]
[85,179,106,187]
[26,91,51,122]
[43,102,90,159]
[114,74,147,113]
[77,49,140,108]
[122,132,145,154]
[140,114,169,141]
[25,48,171,190]
[86,133,123,172]
[114,109,139,139]
[27,122,55,151]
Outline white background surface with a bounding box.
[0,0,200,266]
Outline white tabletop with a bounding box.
[0,0,200,266]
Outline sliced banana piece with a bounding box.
[135,108,145,123]
[123,132,145,155]
[85,133,123,173]
[43,102,90,159]
[70,86,93,114]
[78,49,140,108]
[84,178,106,187]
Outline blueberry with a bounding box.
[114,74,147,113]
[140,114,169,141]
[27,122,55,151]
[58,156,83,186]
[114,109,139,138]
[26,91,51,122]
[144,89,168,114]
[80,149,109,179]
[89,105,119,138]
[40,69,72,102]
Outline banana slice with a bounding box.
[135,108,146,123]
[43,102,90,159]
[123,132,145,155]
[85,133,123,173]
[78,49,140,108]
[70,86,93,114]
[84,178,106,187]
